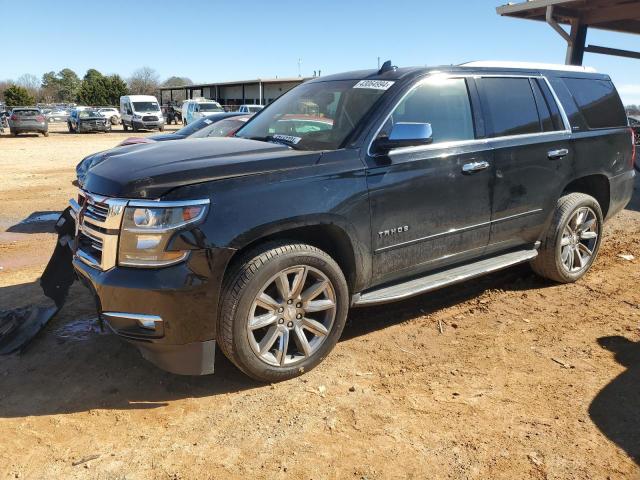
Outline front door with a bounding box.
[366,76,493,286]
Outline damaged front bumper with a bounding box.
[1,201,235,376]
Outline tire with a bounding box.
[159,125,165,132]
[132,123,138,132]
[531,192,603,283]
[218,242,349,382]
[110,115,118,125]
[42,131,49,137]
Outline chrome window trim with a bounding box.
[367,73,572,159]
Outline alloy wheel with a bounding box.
[560,207,598,273]
[247,265,336,367]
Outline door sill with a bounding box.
[353,249,538,307]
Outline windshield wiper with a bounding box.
[245,135,300,150]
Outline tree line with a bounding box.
[0,67,193,108]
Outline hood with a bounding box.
[147,132,186,142]
[78,137,321,198]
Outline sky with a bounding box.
[2,0,639,104]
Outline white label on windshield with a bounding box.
[203,119,213,124]
[272,134,301,144]
[353,80,395,90]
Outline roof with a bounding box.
[497,0,640,35]
[160,77,311,91]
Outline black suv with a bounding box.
[62,61,635,382]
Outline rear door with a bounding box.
[476,76,573,252]
[366,76,494,285]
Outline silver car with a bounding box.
[8,108,48,136]
[45,109,70,123]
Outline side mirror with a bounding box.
[373,122,433,154]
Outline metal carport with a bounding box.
[497,0,640,65]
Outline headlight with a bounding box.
[118,200,209,267]
[133,114,141,120]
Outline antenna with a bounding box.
[378,60,396,74]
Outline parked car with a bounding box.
[120,95,165,132]
[117,112,250,146]
[45,109,70,123]
[238,104,264,114]
[97,107,121,125]
[67,109,111,133]
[181,98,224,125]
[55,61,634,381]
[8,108,48,136]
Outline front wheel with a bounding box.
[531,192,603,283]
[123,122,128,132]
[218,242,349,382]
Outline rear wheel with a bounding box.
[42,131,49,137]
[531,193,603,283]
[218,242,349,382]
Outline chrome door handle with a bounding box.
[548,148,569,160]
[462,161,490,174]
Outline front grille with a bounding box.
[71,191,127,271]
[142,115,158,122]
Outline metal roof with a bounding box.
[497,0,640,35]
[160,77,310,91]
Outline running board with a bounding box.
[353,249,538,307]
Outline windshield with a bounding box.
[199,103,223,112]
[235,79,390,150]
[79,110,101,118]
[191,117,249,138]
[174,116,218,136]
[133,101,160,112]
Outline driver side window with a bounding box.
[380,78,475,144]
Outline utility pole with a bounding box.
[377,57,380,69]
[298,58,302,77]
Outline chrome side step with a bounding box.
[353,249,538,307]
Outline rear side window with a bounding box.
[563,78,626,129]
[478,78,541,137]
[381,77,475,144]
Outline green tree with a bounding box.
[77,69,109,105]
[41,71,59,102]
[77,70,129,106]
[56,68,80,102]
[3,85,35,107]
[104,74,128,105]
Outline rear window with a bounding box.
[563,78,626,129]
[16,109,39,116]
[478,78,541,137]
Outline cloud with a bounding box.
[616,84,640,106]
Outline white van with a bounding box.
[181,98,224,125]
[120,95,165,132]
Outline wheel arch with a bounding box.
[562,174,610,219]
[225,220,364,294]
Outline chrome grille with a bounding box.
[70,190,127,271]
[142,115,158,122]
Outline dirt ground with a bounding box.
[0,123,639,479]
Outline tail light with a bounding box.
[36,115,45,122]
[10,114,17,121]
[630,128,636,168]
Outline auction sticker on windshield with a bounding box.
[272,134,302,144]
[353,80,395,90]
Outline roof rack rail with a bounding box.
[460,61,597,73]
